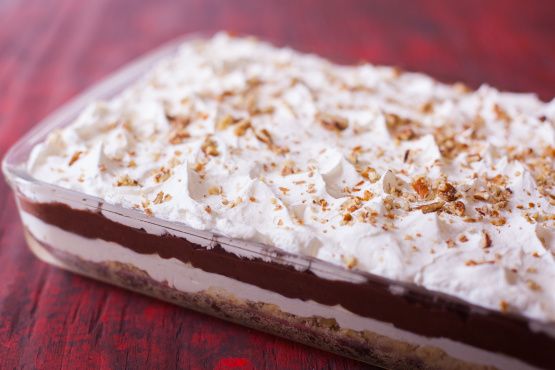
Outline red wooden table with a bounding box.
[1,1,554,369]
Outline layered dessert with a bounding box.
[14,33,555,369]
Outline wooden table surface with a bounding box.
[1,1,554,369]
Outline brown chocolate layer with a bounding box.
[20,200,554,368]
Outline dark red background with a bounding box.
[1,0,554,369]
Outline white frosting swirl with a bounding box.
[28,33,555,321]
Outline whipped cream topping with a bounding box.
[28,33,555,321]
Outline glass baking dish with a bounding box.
[3,34,554,370]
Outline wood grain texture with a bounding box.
[0,0,554,369]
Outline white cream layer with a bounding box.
[27,33,555,321]
[21,210,539,370]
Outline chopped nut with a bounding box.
[169,129,190,145]
[362,190,374,201]
[412,177,430,199]
[384,113,418,140]
[499,300,509,312]
[434,127,469,159]
[396,126,416,141]
[403,149,411,163]
[216,90,234,101]
[466,153,482,163]
[385,113,402,126]
[207,186,222,195]
[318,113,349,132]
[246,77,263,87]
[279,186,290,195]
[116,175,139,187]
[68,151,83,166]
[254,106,275,116]
[216,114,235,131]
[342,213,353,223]
[201,137,219,156]
[490,174,508,186]
[254,128,273,145]
[315,198,329,210]
[153,191,172,204]
[193,162,205,172]
[271,145,290,155]
[166,114,190,128]
[348,146,363,164]
[233,119,251,136]
[360,167,380,183]
[493,104,511,123]
[229,196,243,208]
[527,280,542,291]
[342,255,358,269]
[420,101,434,114]
[281,160,299,176]
[491,217,507,226]
[465,259,495,267]
[473,191,490,202]
[444,201,466,216]
[382,171,401,195]
[481,231,492,249]
[417,201,445,214]
[437,181,458,202]
[383,196,395,211]
[257,124,288,151]
[341,197,362,213]
[454,82,471,93]
[154,167,171,183]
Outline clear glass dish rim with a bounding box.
[2,31,552,333]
